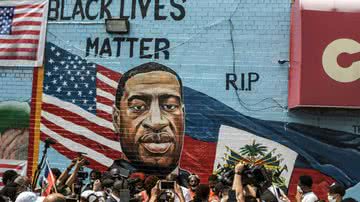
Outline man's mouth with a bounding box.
[142,142,173,154]
[140,133,175,154]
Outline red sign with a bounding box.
[288,1,360,109]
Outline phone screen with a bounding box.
[160,181,175,189]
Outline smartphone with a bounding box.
[160,180,175,190]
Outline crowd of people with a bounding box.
[0,157,358,202]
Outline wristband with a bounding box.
[235,171,242,175]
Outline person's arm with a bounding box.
[149,181,161,202]
[295,190,303,202]
[232,162,245,202]
[57,159,76,186]
[65,158,86,188]
[92,179,102,192]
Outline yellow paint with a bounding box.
[31,66,44,177]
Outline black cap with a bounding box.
[329,183,346,196]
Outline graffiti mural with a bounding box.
[22,0,360,200]
[28,43,360,200]
[0,101,30,160]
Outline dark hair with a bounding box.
[245,196,258,202]
[329,183,346,196]
[193,184,210,201]
[144,175,159,196]
[51,168,62,179]
[1,183,17,202]
[299,175,313,188]
[208,174,218,182]
[115,62,183,108]
[90,169,102,179]
[2,170,18,185]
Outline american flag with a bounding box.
[0,159,27,189]
[0,0,48,67]
[40,43,122,171]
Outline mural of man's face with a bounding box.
[113,71,184,172]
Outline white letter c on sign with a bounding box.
[322,38,360,83]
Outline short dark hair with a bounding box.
[299,175,313,188]
[51,168,61,179]
[194,184,210,201]
[90,169,101,179]
[2,170,18,185]
[329,183,346,196]
[115,62,183,108]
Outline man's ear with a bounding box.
[112,106,121,134]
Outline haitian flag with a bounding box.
[42,159,56,196]
[29,42,360,200]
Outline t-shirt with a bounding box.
[175,186,192,202]
[302,192,318,202]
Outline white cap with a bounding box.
[15,192,40,202]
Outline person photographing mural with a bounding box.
[230,161,289,202]
[111,62,190,186]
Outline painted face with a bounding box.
[114,71,184,172]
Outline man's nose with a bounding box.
[143,101,168,131]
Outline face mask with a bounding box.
[328,195,337,202]
[297,185,303,193]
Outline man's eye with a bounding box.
[162,104,178,111]
[130,105,146,112]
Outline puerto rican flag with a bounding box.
[30,42,360,200]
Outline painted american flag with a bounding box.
[40,43,122,171]
[0,0,48,67]
[0,159,27,189]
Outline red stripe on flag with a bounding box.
[42,103,117,141]
[0,173,3,177]
[0,48,37,52]
[14,12,43,18]
[0,39,39,44]
[0,182,3,186]
[97,96,113,106]
[16,4,45,9]
[11,30,40,35]
[40,134,108,171]
[180,135,217,183]
[96,110,113,122]
[41,118,123,160]
[97,79,117,96]
[0,56,36,60]
[97,65,122,82]
[12,21,42,26]
[0,164,23,170]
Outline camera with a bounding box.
[160,181,175,190]
[218,164,272,193]
[241,165,272,192]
